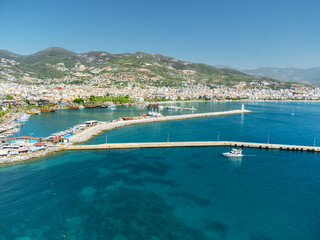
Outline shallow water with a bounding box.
[1,101,320,240]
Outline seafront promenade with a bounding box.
[64,141,320,152]
[68,109,251,143]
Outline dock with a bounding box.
[68,109,251,144]
[64,141,320,152]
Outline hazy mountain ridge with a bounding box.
[243,67,320,86]
[0,47,307,89]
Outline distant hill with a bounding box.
[243,67,320,86]
[0,47,308,89]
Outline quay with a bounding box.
[64,141,320,152]
[68,109,251,143]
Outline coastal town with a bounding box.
[0,79,320,161]
[1,80,320,105]
[1,52,320,163]
[0,76,319,163]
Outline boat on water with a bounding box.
[26,111,40,115]
[147,108,163,118]
[100,103,109,108]
[222,149,243,157]
[19,114,30,122]
[40,106,56,113]
[290,110,295,116]
[166,105,182,110]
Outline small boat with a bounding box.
[290,110,295,116]
[166,105,176,110]
[19,114,30,122]
[222,149,243,157]
[26,111,39,115]
[100,103,108,108]
[40,106,56,113]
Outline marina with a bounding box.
[0,107,251,164]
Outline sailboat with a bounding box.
[290,109,295,116]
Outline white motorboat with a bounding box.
[290,109,295,116]
[147,109,163,118]
[166,105,176,110]
[19,114,30,122]
[222,149,243,157]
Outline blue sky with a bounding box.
[0,0,319,69]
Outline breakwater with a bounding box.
[68,109,251,143]
[64,141,320,152]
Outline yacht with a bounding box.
[166,105,176,110]
[147,109,163,118]
[222,149,243,157]
[19,114,30,122]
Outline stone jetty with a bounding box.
[64,141,320,152]
[68,109,251,144]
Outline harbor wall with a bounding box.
[68,109,251,144]
[64,141,320,152]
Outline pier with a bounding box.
[64,141,320,152]
[68,109,251,143]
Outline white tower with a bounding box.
[241,104,245,110]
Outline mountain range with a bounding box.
[243,67,320,86]
[0,47,310,89]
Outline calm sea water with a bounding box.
[1,102,320,240]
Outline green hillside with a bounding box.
[0,47,307,89]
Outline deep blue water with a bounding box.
[1,102,320,240]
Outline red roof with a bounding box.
[34,142,47,146]
[0,136,40,141]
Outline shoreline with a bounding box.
[0,146,62,165]
[157,99,320,104]
[0,109,251,165]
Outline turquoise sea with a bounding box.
[1,102,320,240]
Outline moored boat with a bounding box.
[40,106,56,113]
[26,111,39,115]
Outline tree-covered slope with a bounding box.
[0,47,307,89]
